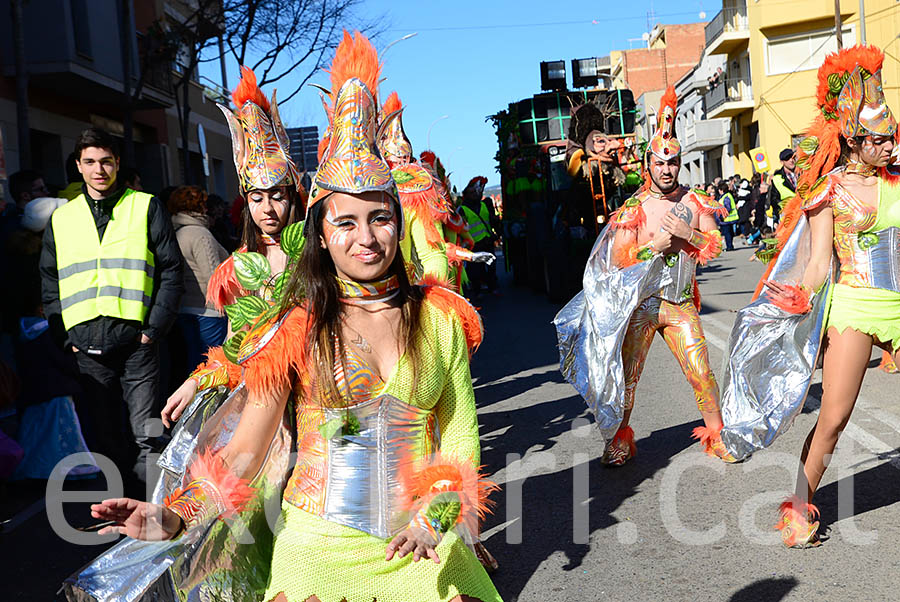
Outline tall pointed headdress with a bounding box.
[793,45,897,199]
[218,68,301,194]
[308,31,397,208]
[647,86,680,161]
[378,92,413,164]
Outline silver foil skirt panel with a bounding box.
[719,216,832,460]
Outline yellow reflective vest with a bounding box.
[720,192,739,223]
[52,190,155,330]
[461,201,493,243]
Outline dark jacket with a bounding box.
[39,184,184,354]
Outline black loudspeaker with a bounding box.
[571,58,599,89]
[540,61,567,91]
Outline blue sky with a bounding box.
[209,1,710,191]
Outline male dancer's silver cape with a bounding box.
[553,225,673,444]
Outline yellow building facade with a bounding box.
[706,0,900,176]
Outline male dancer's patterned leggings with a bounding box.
[622,296,720,412]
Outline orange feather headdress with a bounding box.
[647,85,681,161]
[218,66,301,194]
[378,91,412,165]
[793,45,895,198]
[308,31,397,208]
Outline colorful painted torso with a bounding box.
[803,172,900,289]
[234,291,480,537]
[611,187,725,304]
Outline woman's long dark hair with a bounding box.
[280,195,423,407]
[239,186,306,252]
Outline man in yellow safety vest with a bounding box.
[769,148,797,225]
[460,176,499,297]
[39,128,183,488]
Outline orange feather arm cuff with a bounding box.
[688,229,724,265]
[401,453,499,541]
[768,284,812,314]
[163,450,255,531]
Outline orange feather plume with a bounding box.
[422,283,484,354]
[241,306,311,399]
[383,90,402,114]
[327,30,382,107]
[207,254,244,312]
[187,450,256,516]
[420,150,436,167]
[232,66,270,112]
[815,45,884,112]
[658,85,677,118]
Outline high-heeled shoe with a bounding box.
[775,495,820,548]
[691,424,738,463]
[601,426,636,466]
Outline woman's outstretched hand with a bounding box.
[764,280,812,314]
[385,526,440,564]
[90,498,183,541]
[162,378,199,428]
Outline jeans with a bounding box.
[74,340,161,483]
[177,314,227,373]
[719,223,735,250]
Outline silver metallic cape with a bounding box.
[719,215,833,460]
[553,227,671,443]
[63,383,294,602]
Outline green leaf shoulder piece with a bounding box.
[280,221,306,260]
[232,251,272,291]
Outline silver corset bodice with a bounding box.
[849,227,900,293]
[656,250,697,303]
[293,394,436,539]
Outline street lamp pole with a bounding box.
[427,115,450,149]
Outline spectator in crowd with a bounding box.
[59,153,84,200]
[736,178,754,240]
[705,183,716,197]
[2,170,49,247]
[769,148,797,225]
[2,197,67,333]
[119,167,143,192]
[39,128,183,488]
[9,195,98,480]
[168,185,229,372]
[460,176,499,298]
[716,180,738,251]
[748,173,770,244]
[206,193,238,252]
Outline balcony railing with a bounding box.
[704,76,752,112]
[684,118,731,150]
[704,6,749,47]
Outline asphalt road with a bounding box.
[3,244,900,601]
[476,245,900,602]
